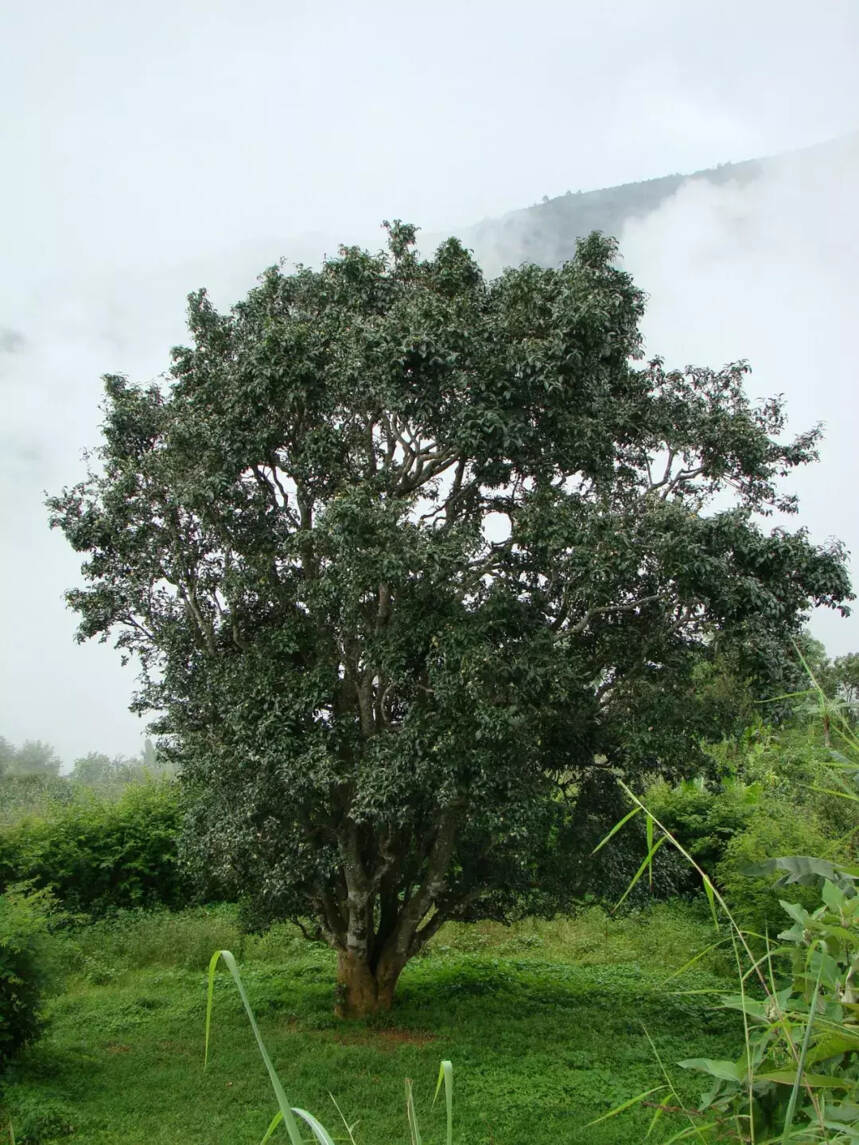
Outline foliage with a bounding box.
[645,712,859,913]
[0,776,77,830]
[0,781,184,916]
[48,223,851,1012]
[716,804,843,936]
[644,775,760,878]
[4,742,61,780]
[831,653,859,714]
[674,880,859,1142]
[597,698,859,1144]
[0,886,57,1069]
[205,946,454,1145]
[0,738,13,782]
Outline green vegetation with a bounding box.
[47,225,849,1014]
[2,219,855,1136]
[2,903,740,1144]
[0,781,184,916]
[0,887,58,1067]
[0,688,856,1139]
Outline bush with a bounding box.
[0,781,185,916]
[715,800,837,934]
[0,887,57,1066]
[644,774,759,876]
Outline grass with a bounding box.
[0,901,741,1145]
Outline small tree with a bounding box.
[9,741,62,778]
[0,737,14,780]
[48,226,851,1015]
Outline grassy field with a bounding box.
[2,902,740,1145]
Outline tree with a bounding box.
[48,225,852,1015]
[70,751,133,785]
[832,652,859,714]
[0,736,15,780]
[9,740,61,778]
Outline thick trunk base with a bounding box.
[335,951,403,1018]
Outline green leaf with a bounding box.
[205,950,307,1145]
[259,1111,283,1145]
[614,836,666,911]
[405,1078,422,1145]
[584,1086,667,1126]
[592,806,641,855]
[781,959,823,1144]
[678,1058,743,1082]
[432,1060,453,1145]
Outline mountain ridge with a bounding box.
[460,130,859,270]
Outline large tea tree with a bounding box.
[49,226,850,1015]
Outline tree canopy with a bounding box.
[48,224,851,1014]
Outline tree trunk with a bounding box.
[335,950,406,1018]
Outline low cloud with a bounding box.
[618,134,859,653]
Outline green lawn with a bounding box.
[2,904,740,1145]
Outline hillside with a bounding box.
[461,131,858,270]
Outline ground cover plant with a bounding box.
[0,904,740,1144]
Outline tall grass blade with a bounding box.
[432,1059,453,1145]
[328,1093,360,1145]
[584,1085,667,1126]
[643,1026,711,1144]
[405,1078,422,1145]
[591,806,640,854]
[781,960,824,1145]
[205,949,306,1145]
[663,938,731,983]
[293,1108,339,1145]
[701,876,719,928]
[259,1111,283,1145]
[614,836,666,911]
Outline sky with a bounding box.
[1,0,858,765]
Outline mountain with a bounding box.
[460,131,859,271]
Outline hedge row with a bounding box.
[0,781,185,916]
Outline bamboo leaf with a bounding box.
[678,1058,743,1082]
[614,836,666,911]
[592,806,641,855]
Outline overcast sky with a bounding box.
[1,0,857,766]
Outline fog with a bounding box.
[1,0,857,764]
[618,136,859,656]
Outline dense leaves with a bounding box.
[0,887,56,1067]
[0,782,184,916]
[48,224,851,1012]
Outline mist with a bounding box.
[2,0,858,765]
[617,135,859,655]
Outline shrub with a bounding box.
[0,780,185,916]
[715,800,837,935]
[0,887,56,1067]
[644,774,759,875]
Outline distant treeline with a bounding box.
[0,735,171,784]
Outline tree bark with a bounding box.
[335,950,406,1018]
